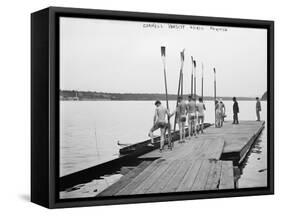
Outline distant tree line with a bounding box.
[60,90,258,101]
[261,91,267,100]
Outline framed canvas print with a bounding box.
[31,7,274,208]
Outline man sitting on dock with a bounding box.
[176,96,188,143]
[187,96,197,138]
[197,97,206,133]
[232,97,239,124]
[148,100,170,152]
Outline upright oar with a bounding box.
[161,46,172,149]
[173,49,185,133]
[180,49,185,97]
[201,63,204,100]
[193,59,197,135]
[214,68,217,126]
[191,56,194,97]
[181,61,184,97]
[193,60,197,99]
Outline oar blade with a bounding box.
[161,46,166,57]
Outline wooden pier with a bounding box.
[98,120,265,196]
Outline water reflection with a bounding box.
[235,122,267,188]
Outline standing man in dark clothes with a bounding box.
[232,97,239,124]
[256,97,261,121]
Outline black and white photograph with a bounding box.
[1,0,280,213]
[58,16,269,199]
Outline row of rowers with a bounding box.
[148,95,206,152]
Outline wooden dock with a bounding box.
[98,121,264,196]
[139,120,265,164]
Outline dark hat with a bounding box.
[155,100,161,105]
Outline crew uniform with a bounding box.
[216,101,224,127]
[176,101,188,123]
[187,100,196,121]
[150,105,169,131]
[187,99,197,136]
[197,101,205,131]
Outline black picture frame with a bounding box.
[31,6,274,208]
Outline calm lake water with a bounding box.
[60,100,267,189]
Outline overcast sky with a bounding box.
[60,17,267,97]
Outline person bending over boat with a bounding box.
[176,96,188,143]
[187,96,197,138]
[148,100,171,152]
[197,97,206,133]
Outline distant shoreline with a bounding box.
[60,98,267,101]
[60,90,267,101]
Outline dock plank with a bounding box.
[139,139,199,160]
[206,138,225,160]
[219,161,235,189]
[193,139,215,160]
[191,159,213,191]
[116,158,166,195]
[176,159,203,192]
[97,161,151,196]
[185,139,208,160]
[205,160,223,190]
[169,140,200,160]
[146,160,184,194]
[162,159,195,193]
[132,160,171,194]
